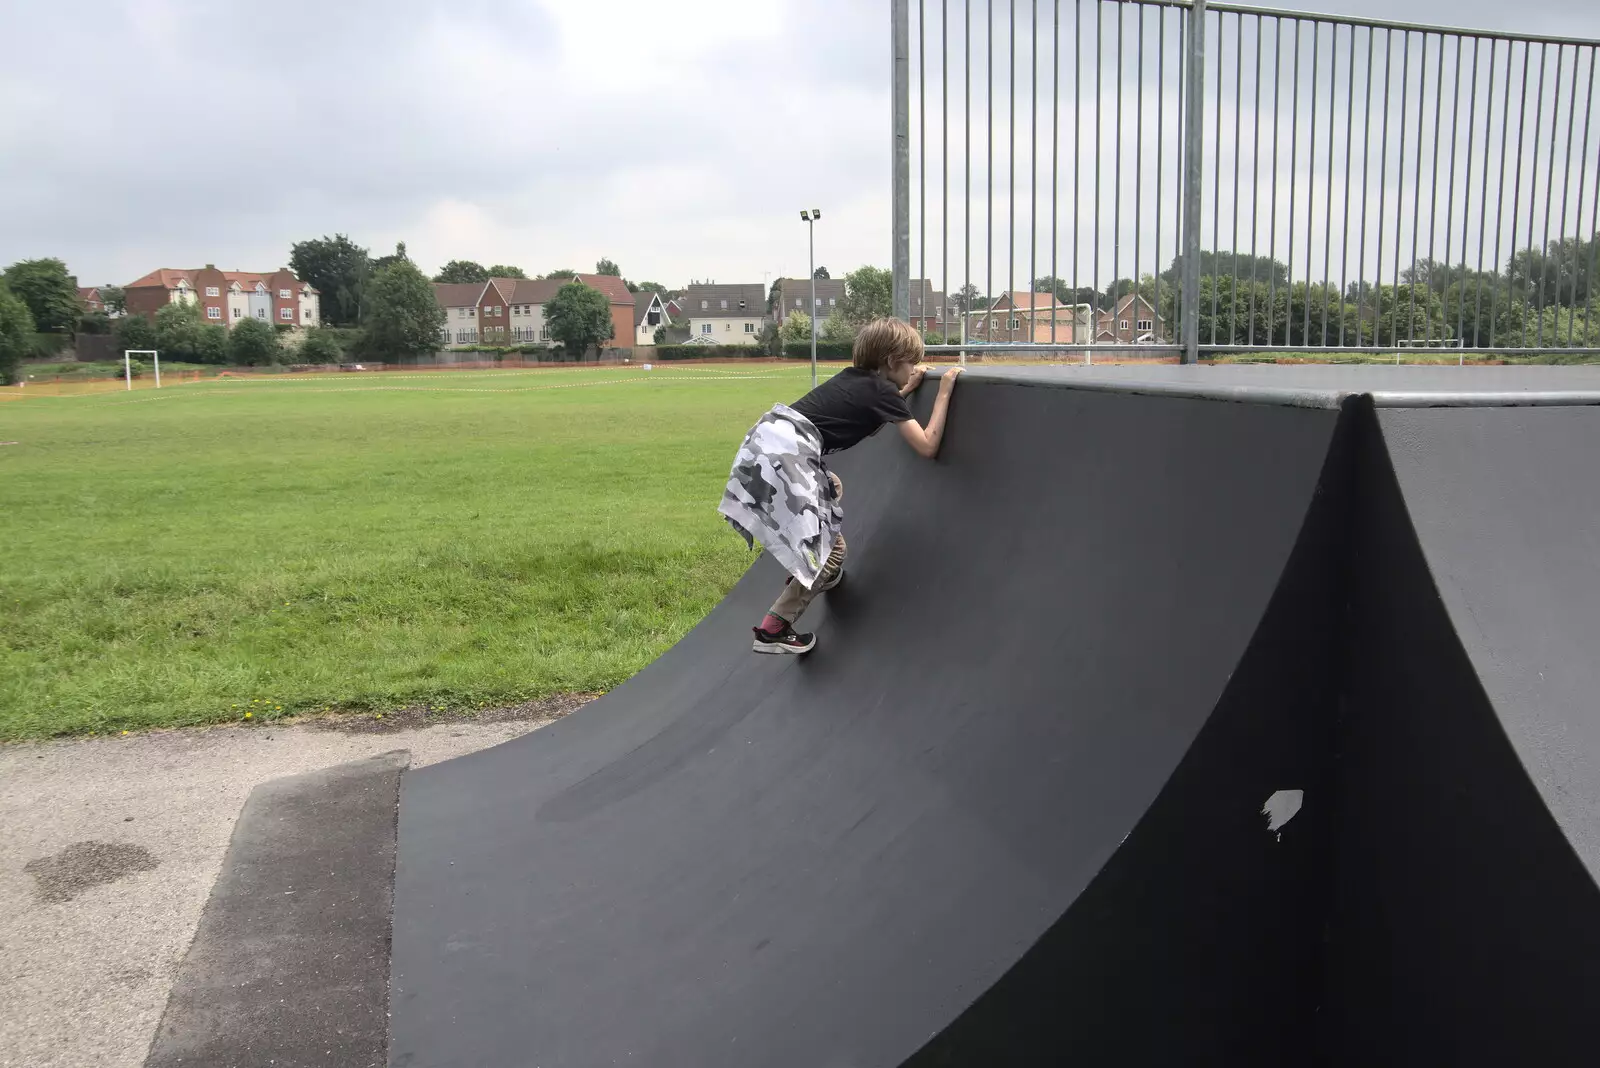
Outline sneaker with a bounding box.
[819,569,846,593]
[751,623,816,655]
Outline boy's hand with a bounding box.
[904,364,929,394]
[939,366,964,393]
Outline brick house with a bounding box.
[123,266,319,328]
[968,291,1089,343]
[78,287,107,314]
[435,274,634,352]
[1095,294,1165,343]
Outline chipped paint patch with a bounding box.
[1261,789,1304,841]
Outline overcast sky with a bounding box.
[1,0,1596,292]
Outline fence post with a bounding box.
[892,0,911,321]
[1180,0,1207,365]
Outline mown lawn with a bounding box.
[0,366,822,738]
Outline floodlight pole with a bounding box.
[802,209,821,388]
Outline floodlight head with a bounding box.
[812,209,821,219]
[800,210,810,221]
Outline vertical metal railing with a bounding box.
[893,0,1600,360]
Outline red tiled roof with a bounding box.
[433,282,489,308]
[505,278,566,305]
[575,273,635,304]
[125,267,316,295]
[125,268,194,289]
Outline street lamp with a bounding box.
[800,209,821,387]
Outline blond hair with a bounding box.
[851,317,924,373]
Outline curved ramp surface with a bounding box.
[387,379,1341,1067]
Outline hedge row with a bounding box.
[648,342,855,362]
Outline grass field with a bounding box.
[0,365,828,739]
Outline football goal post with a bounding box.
[123,349,160,390]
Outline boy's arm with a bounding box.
[897,368,963,459]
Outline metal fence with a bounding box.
[891,0,1600,361]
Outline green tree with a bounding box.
[196,324,229,364]
[814,266,830,279]
[485,264,527,279]
[228,317,281,365]
[77,311,112,335]
[113,313,157,357]
[359,260,446,361]
[839,266,892,327]
[541,268,577,281]
[289,234,372,327]
[370,241,411,275]
[154,301,211,361]
[0,284,34,385]
[750,320,781,356]
[100,285,126,315]
[295,327,345,364]
[634,280,669,296]
[821,313,857,345]
[595,258,621,276]
[433,260,488,284]
[544,281,614,358]
[2,258,82,334]
[780,309,813,343]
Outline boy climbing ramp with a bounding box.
[718,317,963,655]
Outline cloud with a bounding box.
[0,0,1593,290]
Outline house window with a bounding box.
[305,309,314,321]
[231,307,241,319]
[1137,319,1153,331]
[744,322,755,333]
[828,298,836,306]
[1120,320,1129,330]
[724,322,731,331]
[700,300,708,309]
[720,299,728,309]
[494,325,504,336]
[205,286,219,297]
[278,289,291,299]
[701,323,712,334]
[207,306,221,319]
[1008,318,1019,330]
[492,306,501,316]
[795,298,802,307]
[256,308,267,318]
[540,328,550,341]
[814,298,821,307]
[280,308,293,320]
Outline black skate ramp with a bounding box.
[383,366,1600,1067]
[388,377,1346,1067]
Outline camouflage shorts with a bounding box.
[716,404,843,589]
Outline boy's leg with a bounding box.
[766,533,847,626]
[760,471,846,630]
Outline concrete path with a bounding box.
[0,701,583,1068]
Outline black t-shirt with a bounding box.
[791,367,914,454]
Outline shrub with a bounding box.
[296,328,345,364]
[228,317,282,366]
[782,341,854,361]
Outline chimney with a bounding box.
[205,263,215,270]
